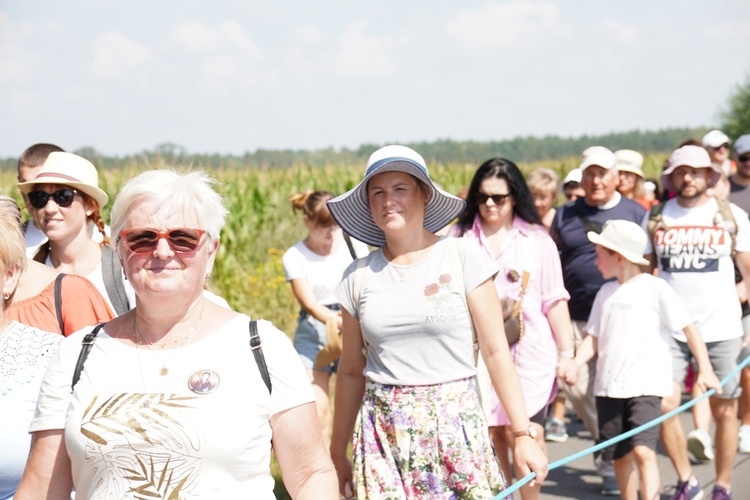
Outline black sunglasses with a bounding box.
[27,189,78,209]
[738,154,750,163]
[477,192,511,205]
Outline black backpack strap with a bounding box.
[101,245,129,315]
[71,323,105,391]
[249,320,272,394]
[54,273,66,335]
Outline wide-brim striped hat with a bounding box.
[327,145,465,247]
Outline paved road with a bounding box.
[528,408,750,499]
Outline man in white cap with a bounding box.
[16,143,65,257]
[551,147,647,496]
[703,129,733,176]
[727,134,750,456]
[643,145,750,500]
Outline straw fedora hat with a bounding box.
[18,152,109,208]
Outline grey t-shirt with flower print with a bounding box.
[335,237,498,386]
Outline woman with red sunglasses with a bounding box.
[17,152,134,315]
[17,169,337,500]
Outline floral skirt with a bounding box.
[353,377,506,499]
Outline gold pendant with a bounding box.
[160,366,169,376]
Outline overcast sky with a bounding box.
[2,0,749,157]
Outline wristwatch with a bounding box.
[513,425,538,439]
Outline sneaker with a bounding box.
[687,428,715,461]
[711,485,731,500]
[600,476,620,496]
[670,476,703,500]
[739,425,750,454]
[544,417,569,443]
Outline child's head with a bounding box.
[527,167,559,218]
[587,220,650,279]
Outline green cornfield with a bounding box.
[0,153,669,499]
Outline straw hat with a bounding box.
[326,145,465,247]
[614,149,645,178]
[587,219,649,266]
[17,152,108,208]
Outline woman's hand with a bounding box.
[330,452,355,498]
[557,356,578,385]
[512,435,549,487]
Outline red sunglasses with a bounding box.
[119,228,206,254]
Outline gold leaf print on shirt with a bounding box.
[80,392,201,498]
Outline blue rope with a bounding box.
[493,353,750,499]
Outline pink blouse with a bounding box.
[450,215,570,426]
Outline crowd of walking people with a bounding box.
[1,131,749,500]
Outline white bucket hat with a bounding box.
[614,149,645,178]
[326,145,465,247]
[660,145,720,192]
[587,219,649,266]
[18,152,109,208]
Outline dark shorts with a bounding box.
[530,406,547,426]
[596,396,661,461]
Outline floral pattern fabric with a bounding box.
[353,377,505,499]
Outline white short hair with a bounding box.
[110,170,228,244]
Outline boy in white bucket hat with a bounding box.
[572,219,720,500]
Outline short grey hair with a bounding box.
[110,170,228,245]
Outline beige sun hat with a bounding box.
[17,152,108,208]
[614,149,645,178]
[587,219,649,266]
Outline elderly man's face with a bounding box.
[581,165,618,206]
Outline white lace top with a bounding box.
[1,320,61,499]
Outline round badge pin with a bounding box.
[188,370,220,394]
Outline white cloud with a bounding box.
[593,20,638,44]
[169,21,263,59]
[702,20,750,43]
[91,32,153,80]
[0,12,38,85]
[170,21,226,53]
[446,1,570,51]
[323,20,405,78]
[166,20,267,93]
[293,25,330,44]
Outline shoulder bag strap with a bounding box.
[343,232,357,260]
[71,323,105,391]
[54,273,66,335]
[716,198,738,257]
[249,320,272,394]
[101,245,129,315]
[352,257,368,355]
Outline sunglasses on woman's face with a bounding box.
[27,189,78,209]
[119,228,206,254]
[476,192,511,205]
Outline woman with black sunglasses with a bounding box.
[17,152,134,315]
[449,158,577,500]
[16,169,338,499]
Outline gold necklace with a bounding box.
[132,304,204,376]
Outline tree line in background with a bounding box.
[0,126,711,171]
